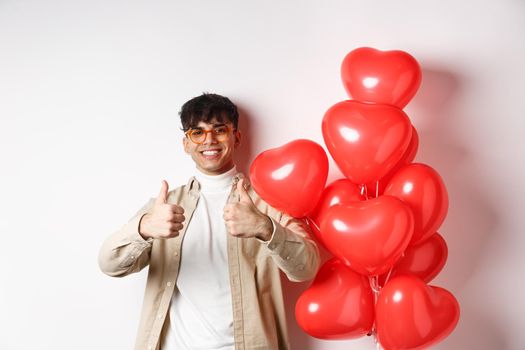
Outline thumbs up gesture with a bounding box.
[223,179,273,241]
[139,180,185,239]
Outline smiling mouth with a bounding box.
[200,149,222,158]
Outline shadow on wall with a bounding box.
[233,105,256,176]
[413,66,505,350]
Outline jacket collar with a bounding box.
[185,172,250,197]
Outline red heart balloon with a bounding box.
[322,100,412,185]
[376,275,460,350]
[401,126,419,165]
[249,139,329,218]
[307,178,363,247]
[320,196,414,276]
[295,258,375,339]
[384,163,449,245]
[367,126,419,198]
[379,232,448,286]
[341,47,422,108]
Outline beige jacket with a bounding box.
[98,173,320,350]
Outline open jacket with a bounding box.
[98,173,320,350]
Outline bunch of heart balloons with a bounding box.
[250,47,460,350]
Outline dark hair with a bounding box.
[179,93,239,131]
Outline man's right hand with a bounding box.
[139,180,185,239]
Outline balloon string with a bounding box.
[383,266,394,286]
[369,275,383,350]
[360,184,369,200]
[375,181,379,198]
[305,216,320,233]
[369,275,381,294]
[374,333,383,350]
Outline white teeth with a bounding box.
[202,150,220,156]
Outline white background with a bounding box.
[1,0,524,349]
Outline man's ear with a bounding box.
[183,137,190,153]
[234,129,242,148]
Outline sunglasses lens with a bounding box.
[190,130,205,143]
[187,126,232,144]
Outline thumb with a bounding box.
[237,179,252,203]
[155,180,169,204]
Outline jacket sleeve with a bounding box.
[262,206,321,283]
[98,198,155,278]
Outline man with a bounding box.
[98,93,320,350]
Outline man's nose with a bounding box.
[203,130,218,144]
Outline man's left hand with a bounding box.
[223,179,273,241]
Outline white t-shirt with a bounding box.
[162,167,236,350]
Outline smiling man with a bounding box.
[98,93,320,350]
